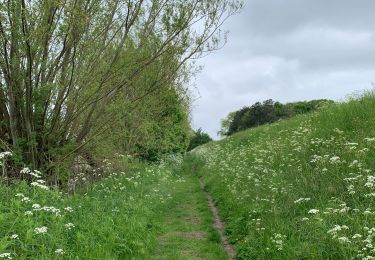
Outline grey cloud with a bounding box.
[192,1,375,139]
[240,0,375,36]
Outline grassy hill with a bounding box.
[192,91,375,259]
[0,155,229,259]
[0,159,181,259]
[2,91,375,259]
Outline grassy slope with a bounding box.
[0,161,180,259]
[0,156,228,259]
[193,92,375,259]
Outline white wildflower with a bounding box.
[308,209,319,214]
[64,207,73,213]
[294,198,311,204]
[28,171,41,178]
[328,225,342,235]
[34,226,48,234]
[55,249,64,255]
[271,233,286,251]
[21,197,31,203]
[30,182,49,190]
[365,176,375,189]
[65,223,75,230]
[20,167,31,174]
[0,253,12,259]
[42,206,61,216]
[330,156,341,163]
[10,234,18,239]
[32,204,41,210]
[337,236,351,244]
[0,151,12,159]
[24,211,33,216]
[364,137,375,142]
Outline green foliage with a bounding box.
[223,99,333,136]
[0,158,183,259]
[187,128,213,151]
[218,112,236,137]
[192,91,375,258]
[0,0,242,175]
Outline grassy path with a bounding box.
[152,173,229,260]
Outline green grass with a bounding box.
[4,91,375,259]
[0,155,229,259]
[0,159,183,259]
[192,91,375,259]
[152,157,227,259]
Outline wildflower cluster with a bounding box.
[193,94,375,258]
[0,155,182,258]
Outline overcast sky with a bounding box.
[191,0,375,139]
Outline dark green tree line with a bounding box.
[220,99,334,136]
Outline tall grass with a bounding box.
[193,91,375,259]
[0,157,184,259]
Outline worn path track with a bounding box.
[152,173,234,259]
[199,178,236,260]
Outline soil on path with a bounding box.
[153,174,231,259]
[199,178,236,260]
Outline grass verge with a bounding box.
[192,91,375,259]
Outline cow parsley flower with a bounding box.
[271,233,286,251]
[364,137,375,142]
[0,253,12,259]
[24,211,33,216]
[20,167,31,174]
[294,198,311,204]
[32,204,41,210]
[28,171,41,178]
[55,249,64,255]
[65,223,75,230]
[64,207,73,213]
[330,156,341,163]
[31,182,49,190]
[21,197,31,203]
[308,209,319,214]
[0,151,12,159]
[10,234,18,239]
[337,236,351,244]
[34,226,48,234]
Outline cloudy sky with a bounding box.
[191,0,375,139]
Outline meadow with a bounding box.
[0,155,228,259]
[193,91,375,259]
[2,91,375,259]
[0,156,185,259]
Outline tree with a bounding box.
[223,99,334,136]
[218,111,235,137]
[187,128,212,151]
[0,0,243,172]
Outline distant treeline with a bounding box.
[219,99,334,136]
[187,128,213,151]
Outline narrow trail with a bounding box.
[152,174,232,259]
[199,178,236,260]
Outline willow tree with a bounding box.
[0,0,242,169]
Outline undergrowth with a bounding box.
[0,156,183,259]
